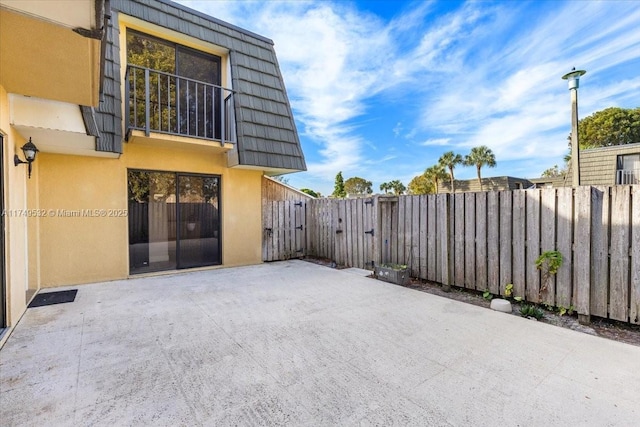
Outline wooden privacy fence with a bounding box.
[295,186,640,325]
[262,200,306,262]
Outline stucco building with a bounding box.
[0,0,305,343]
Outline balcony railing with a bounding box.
[125,64,236,145]
[616,168,640,185]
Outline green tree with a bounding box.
[464,145,497,191]
[272,175,290,185]
[423,164,448,194]
[438,151,463,193]
[380,180,406,195]
[407,174,434,195]
[344,177,373,195]
[577,107,640,149]
[332,171,346,198]
[541,164,567,178]
[300,188,319,198]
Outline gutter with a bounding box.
[72,0,110,99]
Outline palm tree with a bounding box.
[438,151,463,193]
[464,145,497,191]
[423,164,448,194]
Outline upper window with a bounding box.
[126,30,231,141]
[616,154,640,185]
[127,30,221,85]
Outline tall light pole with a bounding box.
[562,68,586,188]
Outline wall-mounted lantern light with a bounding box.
[14,137,39,179]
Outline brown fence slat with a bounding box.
[436,194,449,286]
[356,198,363,268]
[454,194,465,287]
[286,200,294,258]
[631,186,640,324]
[276,201,284,260]
[574,187,592,319]
[397,196,406,265]
[475,192,487,292]
[263,200,273,261]
[539,188,556,303]
[487,192,500,295]
[590,187,608,318]
[345,199,354,266]
[427,194,437,282]
[327,200,334,260]
[369,197,376,269]
[333,200,343,265]
[346,199,354,266]
[556,188,573,308]
[526,189,541,303]
[512,191,525,298]
[364,198,373,269]
[499,191,512,294]
[464,193,476,289]
[296,201,303,256]
[412,195,421,277]
[404,196,414,272]
[359,198,367,268]
[419,195,428,279]
[378,197,395,265]
[610,186,630,322]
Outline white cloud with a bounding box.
[420,138,451,147]
[393,122,403,138]
[177,0,640,194]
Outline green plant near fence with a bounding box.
[535,250,563,296]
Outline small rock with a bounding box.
[490,299,512,313]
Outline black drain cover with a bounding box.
[28,290,78,308]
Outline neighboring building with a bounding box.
[437,143,640,193]
[531,143,640,188]
[572,143,640,186]
[437,176,534,193]
[528,176,568,189]
[0,0,305,343]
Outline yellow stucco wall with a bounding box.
[33,142,263,288]
[0,8,100,106]
[0,85,30,328]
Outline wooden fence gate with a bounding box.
[306,198,377,270]
[262,200,306,261]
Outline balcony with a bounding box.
[616,169,640,185]
[125,65,236,149]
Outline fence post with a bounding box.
[372,195,380,269]
[590,187,608,318]
[631,185,640,325]
[436,193,451,290]
[575,186,592,325]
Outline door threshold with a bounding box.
[128,264,224,279]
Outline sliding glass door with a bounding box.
[0,135,5,328]
[176,174,220,269]
[128,170,220,274]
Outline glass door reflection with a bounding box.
[128,170,220,274]
[177,174,220,268]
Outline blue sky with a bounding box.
[177,0,640,195]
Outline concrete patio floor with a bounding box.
[1,260,639,426]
